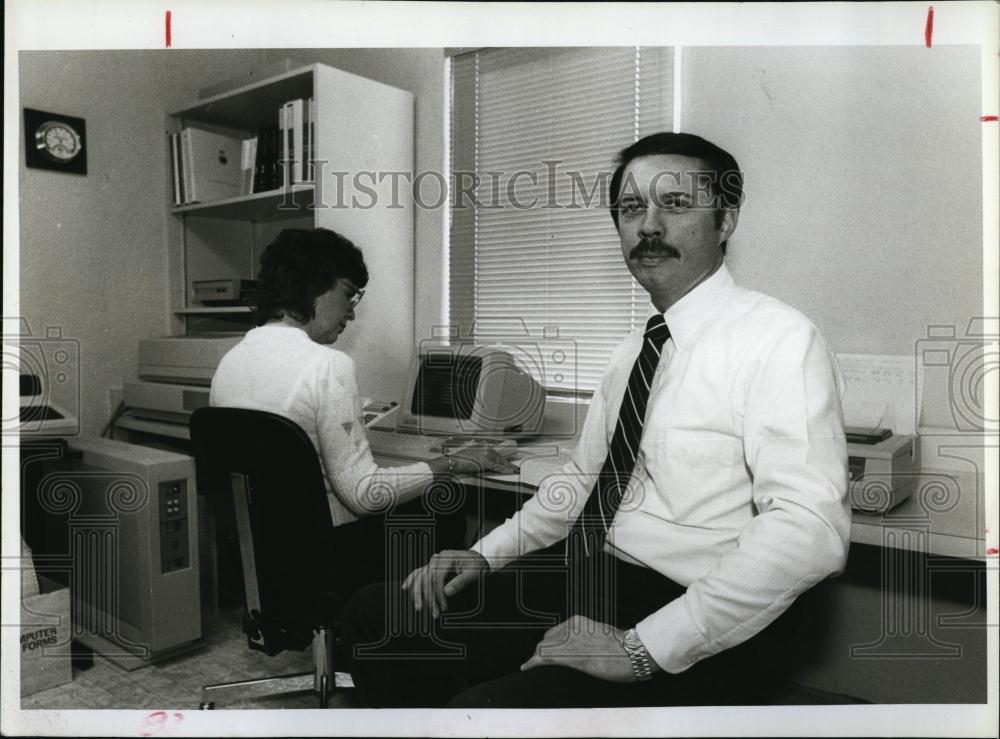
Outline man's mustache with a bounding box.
[629,238,681,260]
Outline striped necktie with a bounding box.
[567,314,671,561]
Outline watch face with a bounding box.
[36,121,82,161]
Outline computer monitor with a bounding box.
[18,373,78,437]
[397,344,546,437]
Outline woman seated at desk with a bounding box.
[211,227,513,596]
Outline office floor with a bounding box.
[20,608,357,710]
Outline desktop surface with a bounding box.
[368,425,572,493]
[366,427,519,462]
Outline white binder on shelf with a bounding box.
[305,97,315,183]
[168,132,183,205]
[279,99,305,186]
[279,103,290,188]
[179,126,244,204]
[238,138,257,195]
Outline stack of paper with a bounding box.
[837,353,918,436]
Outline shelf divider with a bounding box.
[171,185,316,221]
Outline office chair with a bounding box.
[189,407,353,709]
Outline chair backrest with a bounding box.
[189,407,337,653]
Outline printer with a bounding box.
[846,427,918,513]
[137,334,242,385]
[834,353,926,515]
[124,334,242,423]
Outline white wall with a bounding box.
[17,50,276,435]
[682,45,983,356]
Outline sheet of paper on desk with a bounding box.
[836,353,918,436]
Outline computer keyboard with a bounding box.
[367,428,516,462]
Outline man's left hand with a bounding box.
[520,615,635,683]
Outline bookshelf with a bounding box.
[169,185,315,220]
[166,63,415,401]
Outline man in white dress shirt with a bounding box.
[342,132,851,707]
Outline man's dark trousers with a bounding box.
[341,541,793,708]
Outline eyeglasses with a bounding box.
[347,288,365,310]
[337,280,365,309]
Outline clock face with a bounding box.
[24,109,87,174]
[36,121,82,162]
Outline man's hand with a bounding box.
[401,549,489,618]
[520,615,635,683]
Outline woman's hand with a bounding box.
[446,443,519,475]
[426,443,518,476]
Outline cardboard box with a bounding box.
[20,576,73,697]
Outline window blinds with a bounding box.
[449,47,673,392]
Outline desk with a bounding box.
[120,413,987,560]
[851,470,987,560]
[380,448,989,562]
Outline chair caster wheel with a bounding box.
[199,702,215,710]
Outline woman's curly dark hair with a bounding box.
[254,228,369,325]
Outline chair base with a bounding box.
[199,627,354,709]
[199,670,354,709]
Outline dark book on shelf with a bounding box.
[252,126,267,193]
[268,126,281,191]
[252,125,279,194]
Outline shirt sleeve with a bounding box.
[635,324,851,673]
[473,351,619,570]
[314,353,434,516]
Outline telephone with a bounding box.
[362,400,398,428]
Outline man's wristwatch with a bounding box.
[621,628,655,682]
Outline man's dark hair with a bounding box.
[608,132,744,250]
[255,228,369,325]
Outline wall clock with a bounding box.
[24,108,87,175]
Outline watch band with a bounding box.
[621,628,654,682]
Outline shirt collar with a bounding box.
[257,322,310,339]
[660,263,736,351]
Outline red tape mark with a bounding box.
[924,6,934,48]
[165,10,172,48]
[982,116,999,122]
